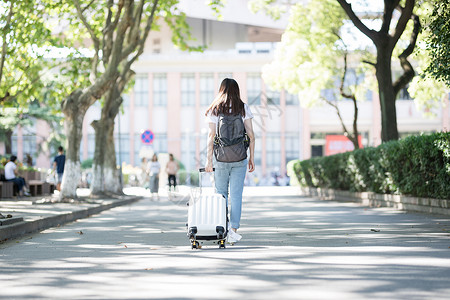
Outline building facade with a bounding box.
[4,1,449,180]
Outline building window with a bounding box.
[134,74,148,107]
[12,135,36,161]
[115,134,130,165]
[285,133,300,163]
[247,73,261,105]
[153,73,167,106]
[152,133,168,153]
[199,134,208,168]
[266,133,281,169]
[181,133,196,171]
[311,145,323,157]
[87,134,95,159]
[320,89,337,101]
[181,73,196,106]
[134,133,143,165]
[286,93,299,105]
[200,73,214,106]
[266,87,280,105]
[218,72,233,80]
[122,94,130,107]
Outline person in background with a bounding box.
[166,153,179,193]
[53,146,66,191]
[5,155,31,196]
[147,153,161,200]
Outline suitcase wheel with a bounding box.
[191,241,201,249]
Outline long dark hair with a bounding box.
[205,78,246,117]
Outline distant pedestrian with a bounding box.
[166,153,179,192]
[205,78,255,244]
[53,146,66,191]
[147,154,160,200]
[4,155,31,196]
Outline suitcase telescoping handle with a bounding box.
[198,168,214,190]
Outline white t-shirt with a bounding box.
[4,161,16,180]
[206,103,254,125]
[147,161,161,176]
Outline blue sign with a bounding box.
[141,130,154,145]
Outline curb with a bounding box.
[0,196,142,242]
[300,187,450,216]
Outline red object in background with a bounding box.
[325,135,363,156]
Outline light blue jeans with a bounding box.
[214,158,247,229]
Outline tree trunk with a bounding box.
[104,117,122,194]
[60,90,89,199]
[90,120,107,195]
[91,86,123,195]
[376,47,399,142]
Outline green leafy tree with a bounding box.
[262,0,371,149]
[58,0,204,198]
[0,105,62,155]
[0,0,54,106]
[0,1,64,152]
[336,0,421,142]
[252,0,421,142]
[89,1,203,195]
[422,0,450,87]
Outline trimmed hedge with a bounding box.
[289,132,450,199]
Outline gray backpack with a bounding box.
[213,114,249,162]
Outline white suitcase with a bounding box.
[187,168,228,249]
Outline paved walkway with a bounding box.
[0,186,449,299]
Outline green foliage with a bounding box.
[407,18,447,118]
[261,0,371,108]
[288,132,450,199]
[423,0,450,87]
[0,0,61,107]
[81,158,93,170]
[178,170,199,186]
[248,0,286,20]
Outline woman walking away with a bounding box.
[205,78,255,244]
[147,154,161,200]
[166,153,179,193]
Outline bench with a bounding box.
[0,181,14,198]
[1,171,55,198]
[28,180,55,197]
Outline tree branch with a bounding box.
[393,12,420,96]
[379,0,399,33]
[391,0,415,48]
[124,0,159,67]
[121,0,158,62]
[322,97,350,136]
[362,60,376,67]
[73,0,100,84]
[81,0,96,14]
[332,50,360,148]
[127,0,145,45]
[102,0,115,66]
[82,0,133,106]
[336,0,377,42]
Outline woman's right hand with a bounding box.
[248,158,255,173]
[205,161,214,172]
